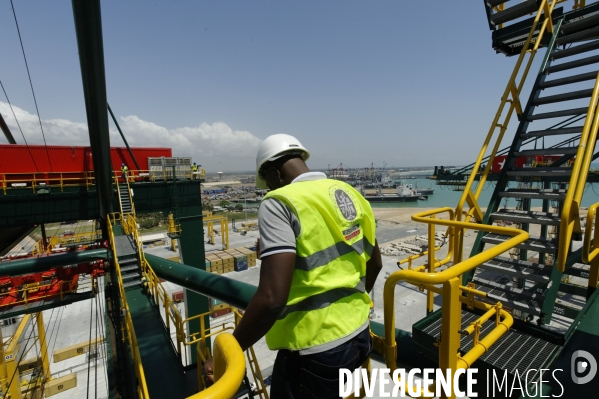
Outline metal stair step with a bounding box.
[120,264,140,273]
[482,233,558,254]
[514,147,579,157]
[489,0,538,27]
[119,257,138,266]
[561,13,599,36]
[545,54,599,74]
[527,107,587,121]
[123,280,142,289]
[121,271,141,281]
[559,282,588,297]
[555,26,599,47]
[506,167,572,178]
[479,256,552,282]
[551,39,599,60]
[564,263,591,278]
[521,125,583,138]
[498,188,566,200]
[539,71,599,89]
[552,300,583,319]
[533,88,593,105]
[473,278,544,315]
[490,209,560,226]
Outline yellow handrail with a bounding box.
[558,73,599,271]
[582,203,599,294]
[456,0,559,221]
[186,332,246,399]
[106,214,150,399]
[0,168,205,195]
[384,208,527,397]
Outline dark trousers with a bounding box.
[270,327,371,399]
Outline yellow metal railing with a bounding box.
[384,209,526,398]
[186,332,246,399]
[558,73,599,271]
[456,0,560,223]
[1,168,205,195]
[106,214,150,399]
[0,278,93,311]
[582,203,599,294]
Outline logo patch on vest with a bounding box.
[342,224,361,241]
[334,189,357,221]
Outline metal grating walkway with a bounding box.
[422,310,560,383]
[114,235,137,257]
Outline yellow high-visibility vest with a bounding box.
[263,178,375,351]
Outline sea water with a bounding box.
[368,178,599,209]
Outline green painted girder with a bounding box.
[146,254,410,356]
[0,180,202,229]
[0,248,110,276]
[0,291,96,319]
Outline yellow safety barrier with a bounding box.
[384,208,526,398]
[1,168,205,195]
[106,214,150,399]
[186,333,246,399]
[558,73,599,271]
[582,203,599,295]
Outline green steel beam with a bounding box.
[0,249,109,276]
[146,254,402,345]
[0,180,201,228]
[72,0,113,236]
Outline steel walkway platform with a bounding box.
[126,286,194,398]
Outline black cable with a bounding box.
[95,277,109,393]
[86,296,94,399]
[9,0,52,171]
[94,291,99,399]
[0,80,38,171]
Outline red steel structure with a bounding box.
[0,144,171,173]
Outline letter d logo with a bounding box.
[571,350,597,384]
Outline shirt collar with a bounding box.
[291,172,327,184]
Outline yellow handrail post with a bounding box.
[559,73,599,271]
[427,218,436,314]
[438,277,461,399]
[583,204,599,295]
[36,312,51,382]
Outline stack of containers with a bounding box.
[226,249,248,272]
[235,247,257,267]
[208,297,231,318]
[214,251,234,273]
[205,253,222,274]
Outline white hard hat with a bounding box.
[255,134,310,189]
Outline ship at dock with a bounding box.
[359,184,419,203]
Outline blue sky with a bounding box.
[1,1,538,172]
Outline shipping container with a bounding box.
[0,144,172,186]
[172,291,184,303]
[0,144,171,173]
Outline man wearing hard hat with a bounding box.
[205,134,383,398]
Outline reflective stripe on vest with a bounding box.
[262,178,376,351]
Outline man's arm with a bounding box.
[365,240,382,293]
[232,252,295,351]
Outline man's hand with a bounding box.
[203,357,214,386]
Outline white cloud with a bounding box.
[0,101,261,171]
